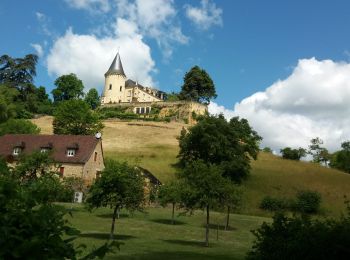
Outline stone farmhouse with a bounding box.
[101,52,166,104]
[0,134,104,184]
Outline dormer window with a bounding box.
[13,147,21,156]
[67,149,76,157]
[41,148,49,153]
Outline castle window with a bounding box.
[127,90,131,97]
[67,149,76,157]
[136,107,140,114]
[141,107,145,114]
[13,147,21,156]
[120,86,122,91]
[109,84,112,90]
[146,107,150,114]
[94,152,97,162]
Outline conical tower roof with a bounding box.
[105,52,126,77]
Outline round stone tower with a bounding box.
[101,52,126,104]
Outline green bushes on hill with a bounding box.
[260,190,322,214]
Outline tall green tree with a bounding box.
[0,54,38,87]
[53,99,103,135]
[52,73,84,102]
[86,159,145,240]
[158,180,184,225]
[308,137,330,165]
[178,114,262,183]
[179,66,217,104]
[330,141,350,173]
[84,88,100,110]
[178,160,229,247]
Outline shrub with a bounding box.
[260,196,289,211]
[294,190,321,214]
[247,209,350,260]
[0,119,40,136]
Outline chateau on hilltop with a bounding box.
[101,53,166,104]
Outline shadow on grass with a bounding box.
[96,213,129,219]
[117,251,231,260]
[150,218,186,225]
[201,223,237,231]
[79,232,136,240]
[162,239,207,248]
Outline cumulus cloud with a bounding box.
[185,0,223,30]
[64,0,110,13]
[30,43,44,57]
[209,58,350,152]
[115,0,188,58]
[47,21,155,90]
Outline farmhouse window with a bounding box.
[67,149,76,157]
[13,147,21,155]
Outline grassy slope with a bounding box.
[64,204,269,259]
[33,116,350,217]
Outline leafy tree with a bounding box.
[0,54,38,87]
[52,73,84,102]
[330,141,350,173]
[178,114,262,183]
[84,88,100,109]
[53,99,103,135]
[308,137,330,165]
[179,160,230,247]
[280,147,306,161]
[179,66,217,104]
[262,147,273,153]
[158,180,184,224]
[86,159,145,240]
[220,183,242,230]
[165,92,180,102]
[247,208,350,260]
[0,118,40,136]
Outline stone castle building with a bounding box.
[101,53,166,104]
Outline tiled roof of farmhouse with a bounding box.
[105,52,126,77]
[0,134,100,164]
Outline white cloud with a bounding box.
[47,22,155,91]
[185,0,223,30]
[30,43,44,57]
[209,58,350,152]
[64,0,110,13]
[115,0,188,58]
[35,12,52,36]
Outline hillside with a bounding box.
[32,116,350,217]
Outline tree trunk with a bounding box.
[225,206,230,231]
[110,205,118,240]
[171,202,175,225]
[205,205,210,247]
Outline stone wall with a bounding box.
[101,101,207,123]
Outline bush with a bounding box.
[247,209,350,260]
[294,190,321,214]
[0,119,40,136]
[260,196,289,211]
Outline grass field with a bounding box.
[64,204,270,259]
[33,116,350,217]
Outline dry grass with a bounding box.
[32,116,350,216]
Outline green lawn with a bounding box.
[65,204,269,259]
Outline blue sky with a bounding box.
[2,0,350,151]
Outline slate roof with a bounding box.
[105,52,126,77]
[0,134,100,164]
